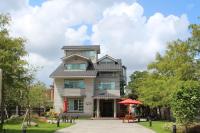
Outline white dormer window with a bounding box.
[64,63,87,70]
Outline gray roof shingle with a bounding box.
[50,64,97,78]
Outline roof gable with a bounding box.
[97,55,118,63]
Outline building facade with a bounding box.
[50,45,126,118]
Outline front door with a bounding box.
[100,100,113,117]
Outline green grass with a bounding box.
[139,121,172,133]
[3,117,73,133]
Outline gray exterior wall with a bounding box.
[54,78,64,113]
[53,78,95,116]
[95,72,121,96]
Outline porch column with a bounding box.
[97,99,100,118]
[114,99,117,118]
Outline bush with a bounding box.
[171,81,200,132]
[45,109,58,119]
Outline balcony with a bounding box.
[61,88,86,97]
[95,89,120,97]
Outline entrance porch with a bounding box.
[93,93,127,118]
[94,99,118,118]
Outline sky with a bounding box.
[0,0,199,86]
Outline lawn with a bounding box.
[3,117,73,133]
[139,121,172,133]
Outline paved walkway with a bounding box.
[55,120,155,133]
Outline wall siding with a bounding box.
[53,78,95,116]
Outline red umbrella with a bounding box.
[63,98,68,113]
[118,98,142,105]
[118,99,142,114]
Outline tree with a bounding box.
[29,82,52,108]
[128,71,148,99]
[148,40,198,81]
[0,13,31,131]
[171,81,200,133]
[128,33,200,120]
[0,14,29,106]
[189,22,200,55]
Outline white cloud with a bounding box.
[0,0,190,84]
[92,2,190,75]
[65,25,89,45]
[9,0,103,60]
[0,0,28,12]
[26,53,54,67]
[26,53,58,83]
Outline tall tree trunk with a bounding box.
[0,75,5,132]
[185,125,188,133]
[16,106,19,116]
[28,105,31,126]
[158,106,162,120]
[167,107,171,121]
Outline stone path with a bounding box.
[55,120,155,133]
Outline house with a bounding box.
[45,85,54,102]
[50,45,127,118]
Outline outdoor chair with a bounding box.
[123,114,136,123]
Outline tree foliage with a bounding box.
[0,14,30,106]
[171,81,200,131]
[128,21,200,124]
[128,71,148,99]
[148,40,198,81]
[29,82,52,108]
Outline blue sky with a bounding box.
[29,0,200,24]
[138,0,200,24]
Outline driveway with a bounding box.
[55,120,155,133]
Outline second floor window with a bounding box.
[64,80,85,89]
[98,82,115,90]
[65,63,87,70]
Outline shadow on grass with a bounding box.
[5,129,59,133]
[4,122,73,133]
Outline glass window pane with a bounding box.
[68,99,84,112]
[81,51,96,60]
[68,99,74,111]
[74,100,78,110]
[98,82,115,90]
[65,63,86,70]
[64,80,85,89]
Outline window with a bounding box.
[81,51,96,60]
[68,99,84,112]
[64,80,85,89]
[65,63,87,70]
[98,82,115,90]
